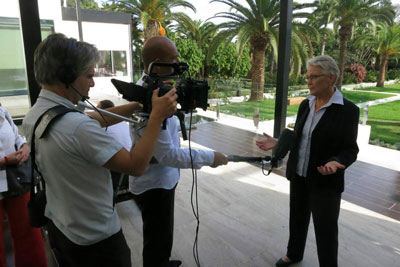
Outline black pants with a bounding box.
[286,176,341,267]
[47,220,131,267]
[132,186,176,267]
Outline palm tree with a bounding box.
[331,0,394,89]
[104,0,196,40]
[208,0,312,101]
[374,23,400,87]
[291,22,320,76]
[172,17,217,49]
[171,17,218,76]
[309,0,335,55]
[352,24,379,68]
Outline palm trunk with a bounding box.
[321,33,327,55]
[377,53,388,87]
[305,38,313,58]
[247,52,254,79]
[289,58,294,75]
[297,56,302,76]
[375,55,381,71]
[249,36,268,101]
[269,49,275,74]
[144,21,160,41]
[338,25,352,90]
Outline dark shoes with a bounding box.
[169,260,183,267]
[275,257,299,267]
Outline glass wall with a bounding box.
[95,50,127,77]
[0,16,54,117]
[0,17,26,97]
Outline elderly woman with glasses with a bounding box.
[257,55,360,267]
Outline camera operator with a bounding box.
[22,33,177,267]
[129,36,228,267]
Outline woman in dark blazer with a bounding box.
[257,55,359,267]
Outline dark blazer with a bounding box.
[286,97,360,193]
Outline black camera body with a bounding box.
[111,62,209,114]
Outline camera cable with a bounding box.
[188,110,201,267]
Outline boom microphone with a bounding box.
[227,155,271,162]
[227,128,294,176]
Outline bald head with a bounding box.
[142,36,179,73]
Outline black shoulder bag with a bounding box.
[2,145,34,198]
[2,113,35,198]
[28,105,78,228]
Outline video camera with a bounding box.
[111,62,209,114]
[111,62,210,140]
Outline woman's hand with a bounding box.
[2,151,19,166]
[317,161,345,175]
[15,143,30,164]
[256,133,277,151]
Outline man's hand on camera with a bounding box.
[150,88,178,121]
[211,152,228,168]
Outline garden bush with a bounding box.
[370,139,400,150]
[386,68,400,80]
[289,74,307,86]
[264,72,277,84]
[363,70,378,82]
[343,72,357,85]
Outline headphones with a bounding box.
[57,38,79,88]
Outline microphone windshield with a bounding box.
[272,128,295,161]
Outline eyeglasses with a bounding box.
[306,74,327,81]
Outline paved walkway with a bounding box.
[354,92,400,109]
[189,121,400,220]
[117,132,400,266]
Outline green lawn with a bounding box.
[353,84,400,94]
[216,99,299,120]
[365,101,400,147]
[342,90,395,103]
[367,100,400,121]
[216,90,394,120]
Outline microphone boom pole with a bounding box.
[77,101,144,124]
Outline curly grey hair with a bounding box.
[34,33,99,86]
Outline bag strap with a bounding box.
[3,109,21,152]
[30,105,79,199]
[4,110,14,127]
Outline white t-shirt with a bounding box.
[105,121,132,151]
[0,105,26,196]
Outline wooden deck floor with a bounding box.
[189,122,400,221]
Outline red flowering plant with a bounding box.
[345,63,367,83]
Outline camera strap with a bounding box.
[30,105,79,208]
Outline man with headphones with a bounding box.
[22,33,177,267]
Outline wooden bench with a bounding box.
[287,96,306,105]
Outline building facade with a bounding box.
[0,0,132,117]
